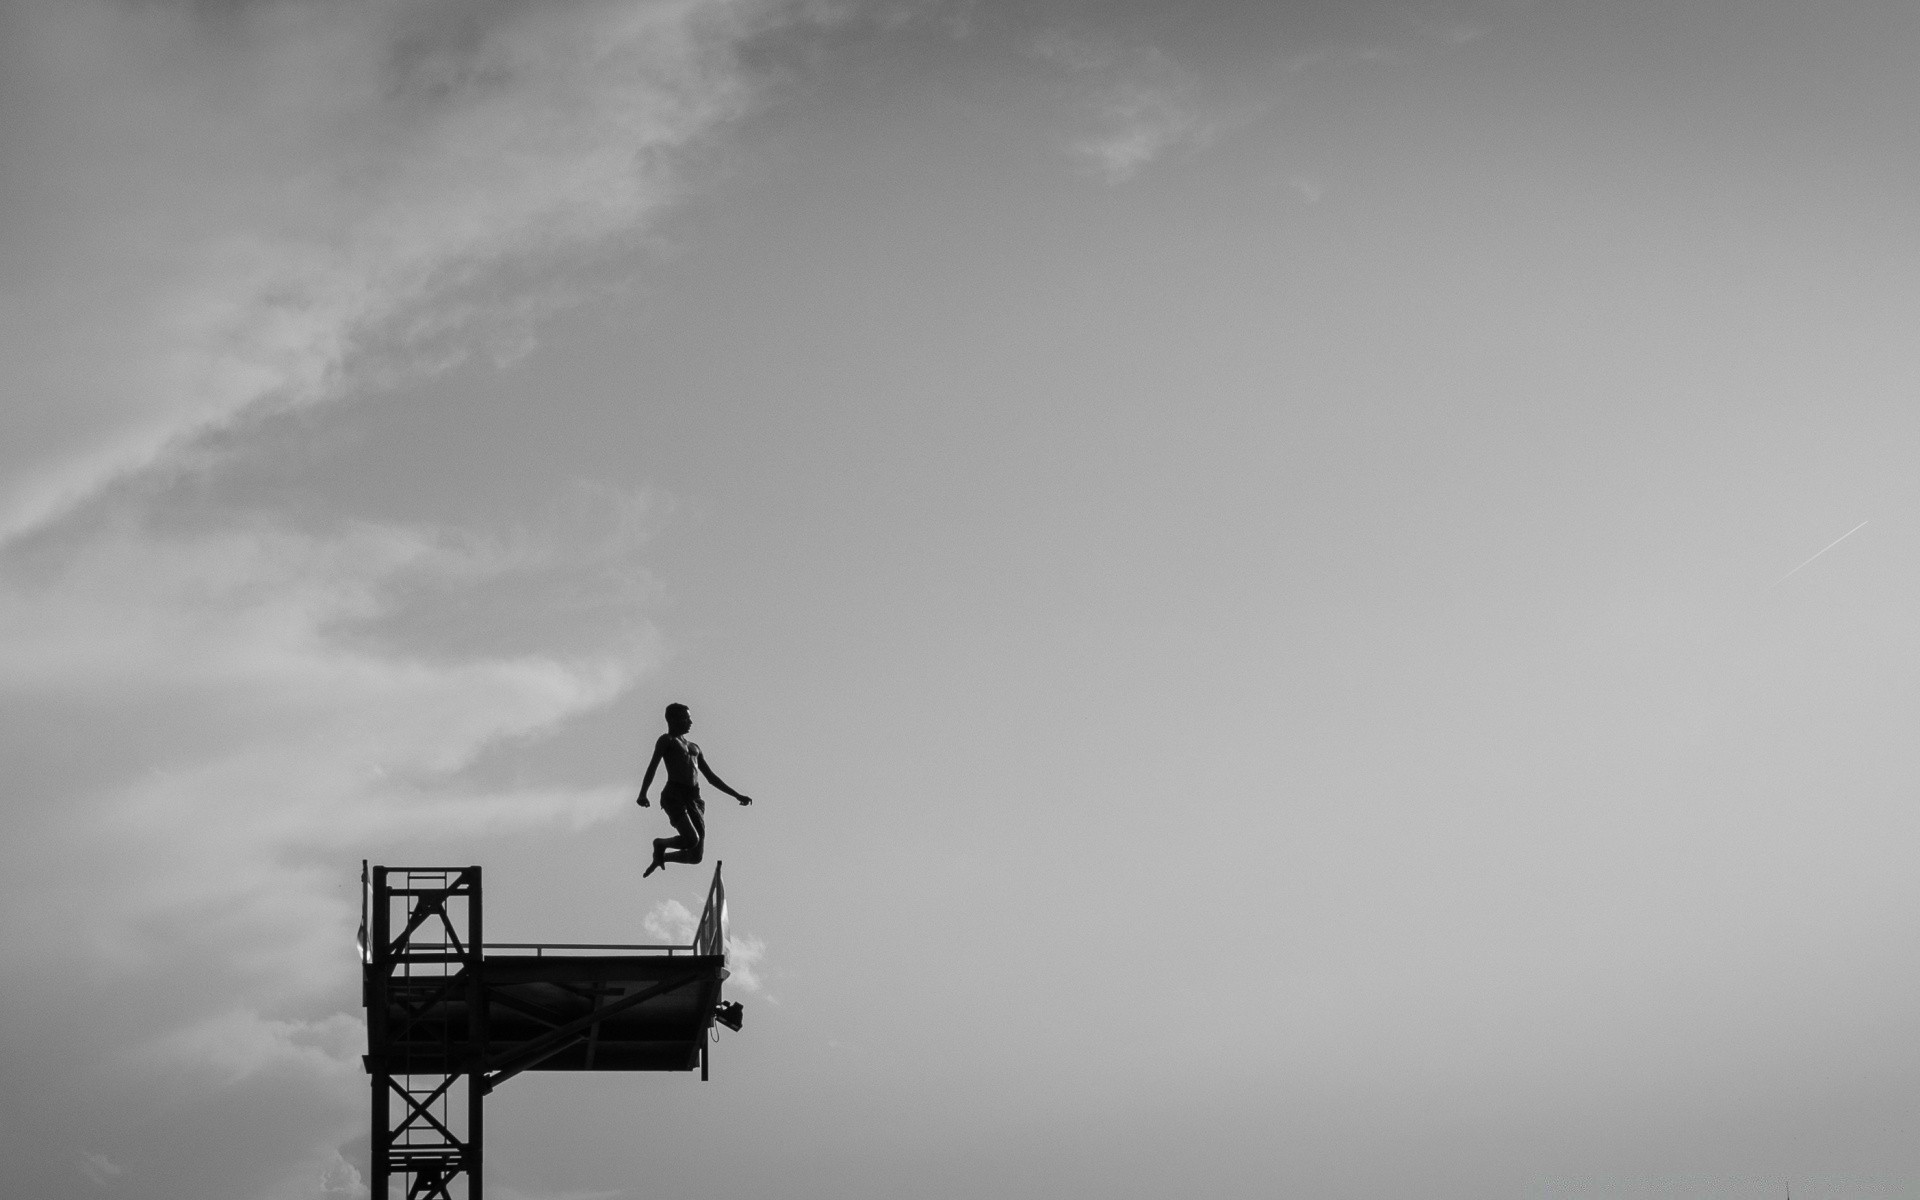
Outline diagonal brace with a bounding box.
[386,869,476,959]
[387,1074,461,1145]
[388,894,444,957]
[483,987,574,1029]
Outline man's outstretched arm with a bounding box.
[698,757,754,806]
[636,741,664,806]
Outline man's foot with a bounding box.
[644,840,666,877]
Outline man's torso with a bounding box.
[658,734,703,792]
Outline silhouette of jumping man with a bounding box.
[637,703,753,877]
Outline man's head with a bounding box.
[664,703,691,734]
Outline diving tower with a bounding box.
[360,862,742,1200]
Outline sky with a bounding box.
[4,0,1920,1197]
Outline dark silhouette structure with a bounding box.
[637,703,753,877]
[360,861,738,1199]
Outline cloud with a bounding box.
[0,500,661,1197]
[298,1153,370,1200]
[1289,174,1326,204]
[1013,1,1526,184]
[644,898,700,944]
[77,1154,125,1189]
[647,898,771,992]
[1028,30,1213,182]
[0,504,660,955]
[146,1011,366,1089]
[725,931,771,994]
[0,0,788,541]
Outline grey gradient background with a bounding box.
[4,0,1920,1197]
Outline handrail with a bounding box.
[485,943,686,951]
[483,942,695,958]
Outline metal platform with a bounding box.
[477,952,726,1075]
[361,862,736,1199]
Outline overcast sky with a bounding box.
[4,1,1920,1197]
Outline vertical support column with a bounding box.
[466,866,485,1200]
[368,864,392,1200]
[365,865,484,1199]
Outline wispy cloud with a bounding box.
[1,514,655,868]
[0,504,660,1194]
[146,1011,366,1090]
[0,0,782,541]
[1027,30,1213,183]
[77,1153,125,1189]
[1019,1,1520,185]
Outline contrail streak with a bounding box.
[1768,518,1869,589]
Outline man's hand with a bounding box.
[737,795,754,807]
[636,794,651,807]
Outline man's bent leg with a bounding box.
[660,796,706,864]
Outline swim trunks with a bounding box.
[660,780,703,815]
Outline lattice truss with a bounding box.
[363,866,485,1200]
